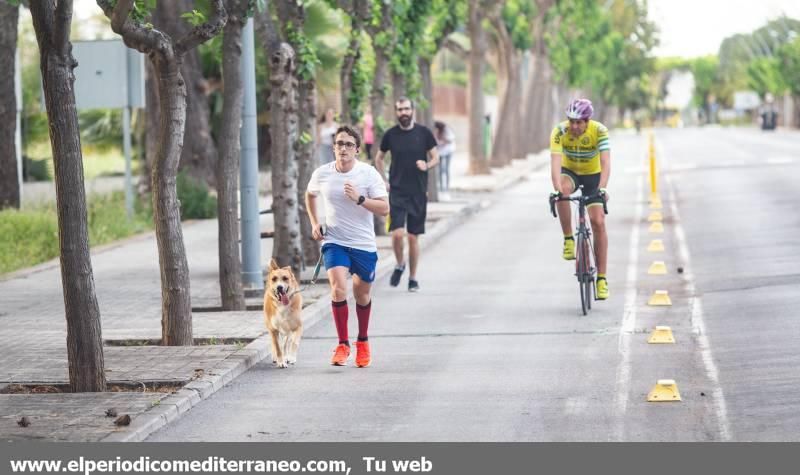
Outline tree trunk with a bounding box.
[491,53,521,167]
[418,56,438,202]
[269,44,303,278]
[297,77,320,266]
[152,58,194,346]
[142,60,158,192]
[274,0,320,267]
[520,0,555,155]
[467,0,490,175]
[30,0,106,392]
[0,1,20,209]
[99,0,226,346]
[523,52,548,154]
[531,56,557,152]
[216,0,246,311]
[392,71,407,103]
[340,27,360,124]
[150,0,218,189]
[366,2,393,235]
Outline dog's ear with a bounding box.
[269,258,279,271]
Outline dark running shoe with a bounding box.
[390,264,405,287]
[408,279,420,292]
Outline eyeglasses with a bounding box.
[334,141,357,150]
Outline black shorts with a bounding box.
[561,168,604,206]
[389,192,426,235]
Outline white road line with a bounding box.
[766,157,793,165]
[668,163,698,172]
[624,166,645,175]
[665,171,733,441]
[721,160,747,168]
[612,167,644,441]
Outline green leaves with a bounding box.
[746,56,787,98]
[777,36,800,96]
[181,9,207,27]
[284,22,321,81]
[547,0,658,112]
[501,0,534,51]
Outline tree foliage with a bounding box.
[689,55,718,108]
[546,0,657,112]
[777,36,800,97]
[389,0,433,101]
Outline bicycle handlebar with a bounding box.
[549,189,608,217]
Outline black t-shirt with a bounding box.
[380,123,437,197]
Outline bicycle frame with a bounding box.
[549,186,608,315]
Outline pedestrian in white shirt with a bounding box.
[306,125,389,368]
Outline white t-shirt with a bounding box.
[437,126,456,156]
[319,124,338,146]
[307,161,388,252]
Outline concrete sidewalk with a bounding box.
[0,149,547,442]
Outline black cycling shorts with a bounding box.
[561,168,604,206]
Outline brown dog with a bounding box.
[263,259,303,368]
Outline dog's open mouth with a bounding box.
[276,288,289,306]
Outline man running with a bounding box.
[374,97,439,292]
[306,125,389,367]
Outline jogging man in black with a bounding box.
[374,97,439,292]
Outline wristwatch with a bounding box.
[357,195,366,206]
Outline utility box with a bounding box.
[72,40,144,110]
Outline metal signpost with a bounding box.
[72,40,144,219]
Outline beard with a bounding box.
[398,115,412,127]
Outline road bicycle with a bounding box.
[549,187,608,315]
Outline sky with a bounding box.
[649,0,800,58]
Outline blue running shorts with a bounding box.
[322,243,379,283]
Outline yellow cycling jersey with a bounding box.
[549,120,610,175]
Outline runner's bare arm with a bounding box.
[427,146,439,168]
[305,192,324,240]
[374,150,388,184]
[361,196,389,217]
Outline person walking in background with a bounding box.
[362,111,375,163]
[317,108,339,165]
[306,126,389,367]
[374,97,439,293]
[434,120,455,193]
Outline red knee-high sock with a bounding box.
[356,301,371,341]
[332,300,349,345]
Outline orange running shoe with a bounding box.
[330,344,350,366]
[355,341,371,368]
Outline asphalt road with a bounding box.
[149,126,800,442]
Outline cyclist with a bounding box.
[549,99,611,300]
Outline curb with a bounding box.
[100,198,490,442]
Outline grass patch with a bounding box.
[0,191,152,275]
[24,141,134,181]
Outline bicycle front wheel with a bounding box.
[577,234,589,315]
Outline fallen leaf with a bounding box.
[114,414,131,426]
